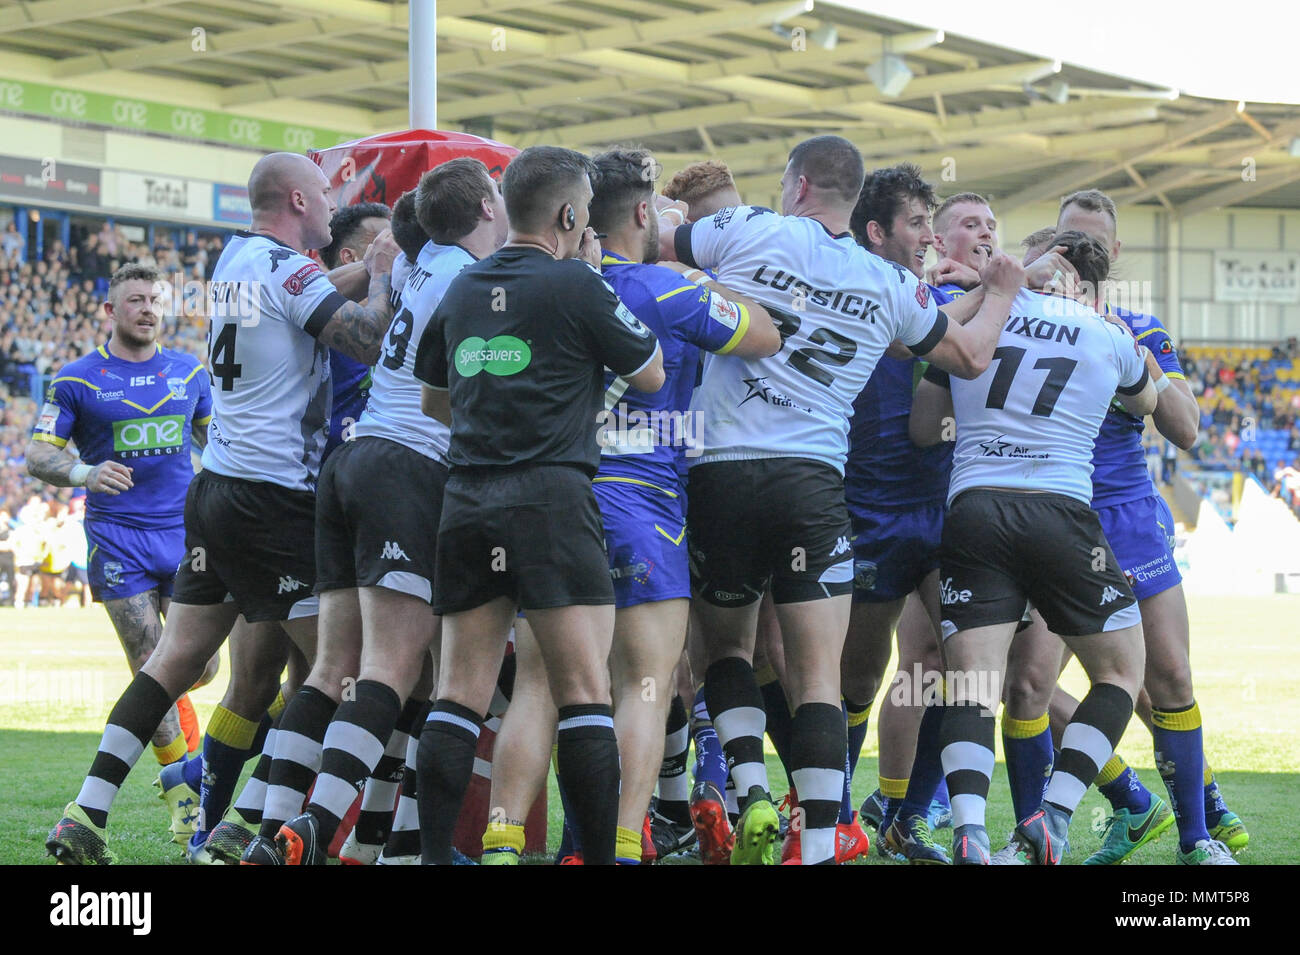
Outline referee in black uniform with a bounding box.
[413,146,664,865]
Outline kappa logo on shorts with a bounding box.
[1100,585,1123,605]
[829,535,851,558]
[939,577,972,606]
[381,541,410,561]
[277,575,307,594]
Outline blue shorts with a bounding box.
[848,501,944,603]
[593,477,691,610]
[1096,495,1182,601]
[84,518,185,603]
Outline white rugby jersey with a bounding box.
[676,206,945,473]
[943,289,1149,505]
[352,242,471,461]
[202,232,346,491]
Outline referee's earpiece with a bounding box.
[560,204,576,231]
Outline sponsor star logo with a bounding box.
[979,435,1012,457]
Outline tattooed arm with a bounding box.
[315,270,395,366]
[191,419,209,452]
[26,439,134,493]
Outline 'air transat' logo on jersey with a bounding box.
[454,336,532,378]
[111,415,185,457]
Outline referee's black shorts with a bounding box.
[171,469,318,623]
[433,464,613,615]
[315,436,448,604]
[938,488,1141,639]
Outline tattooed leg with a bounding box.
[104,589,184,748]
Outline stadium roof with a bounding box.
[3,0,1300,214]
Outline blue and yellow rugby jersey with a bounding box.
[1090,306,1184,508]
[598,251,751,493]
[325,349,371,456]
[32,344,212,529]
[844,283,959,509]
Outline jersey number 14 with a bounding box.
[208,323,243,391]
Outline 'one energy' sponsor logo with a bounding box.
[112,415,185,458]
[454,336,531,378]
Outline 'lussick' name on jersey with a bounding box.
[203,231,347,491]
[1091,306,1185,507]
[353,240,474,462]
[674,205,947,473]
[33,344,212,529]
[937,289,1149,505]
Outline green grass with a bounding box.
[3,595,1296,864]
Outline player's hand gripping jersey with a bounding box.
[936,289,1150,505]
[33,345,212,529]
[673,206,946,472]
[203,232,347,490]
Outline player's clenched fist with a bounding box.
[87,461,134,495]
[979,250,1026,299]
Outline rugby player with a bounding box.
[999,191,1244,865]
[656,134,1025,864]
[319,201,390,455]
[28,263,217,837]
[274,158,509,865]
[912,231,1156,864]
[412,145,664,865]
[838,164,957,865]
[46,151,398,865]
[478,148,777,865]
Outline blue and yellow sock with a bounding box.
[615,825,643,865]
[1203,759,1233,826]
[1152,701,1210,851]
[838,699,870,824]
[482,821,525,863]
[897,702,947,819]
[196,705,261,838]
[691,687,728,792]
[879,775,908,832]
[1002,711,1053,823]
[1095,754,1152,815]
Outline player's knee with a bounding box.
[192,650,220,689]
[1143,659,1194,710]
[1003,669,1051,718]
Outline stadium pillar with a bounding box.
[409,0,437,130]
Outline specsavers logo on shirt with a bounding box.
[112,415,186,458]
[454,336,532,377]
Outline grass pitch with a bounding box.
[2,594,1295,864]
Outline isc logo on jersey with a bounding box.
[112,415,185,458]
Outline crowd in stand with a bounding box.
[1180,337,1300,512]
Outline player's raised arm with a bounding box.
[914,252,1024,379]
[657,261,781,359]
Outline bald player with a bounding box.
[48,152,399,865]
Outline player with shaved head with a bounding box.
[47,151,400,865]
